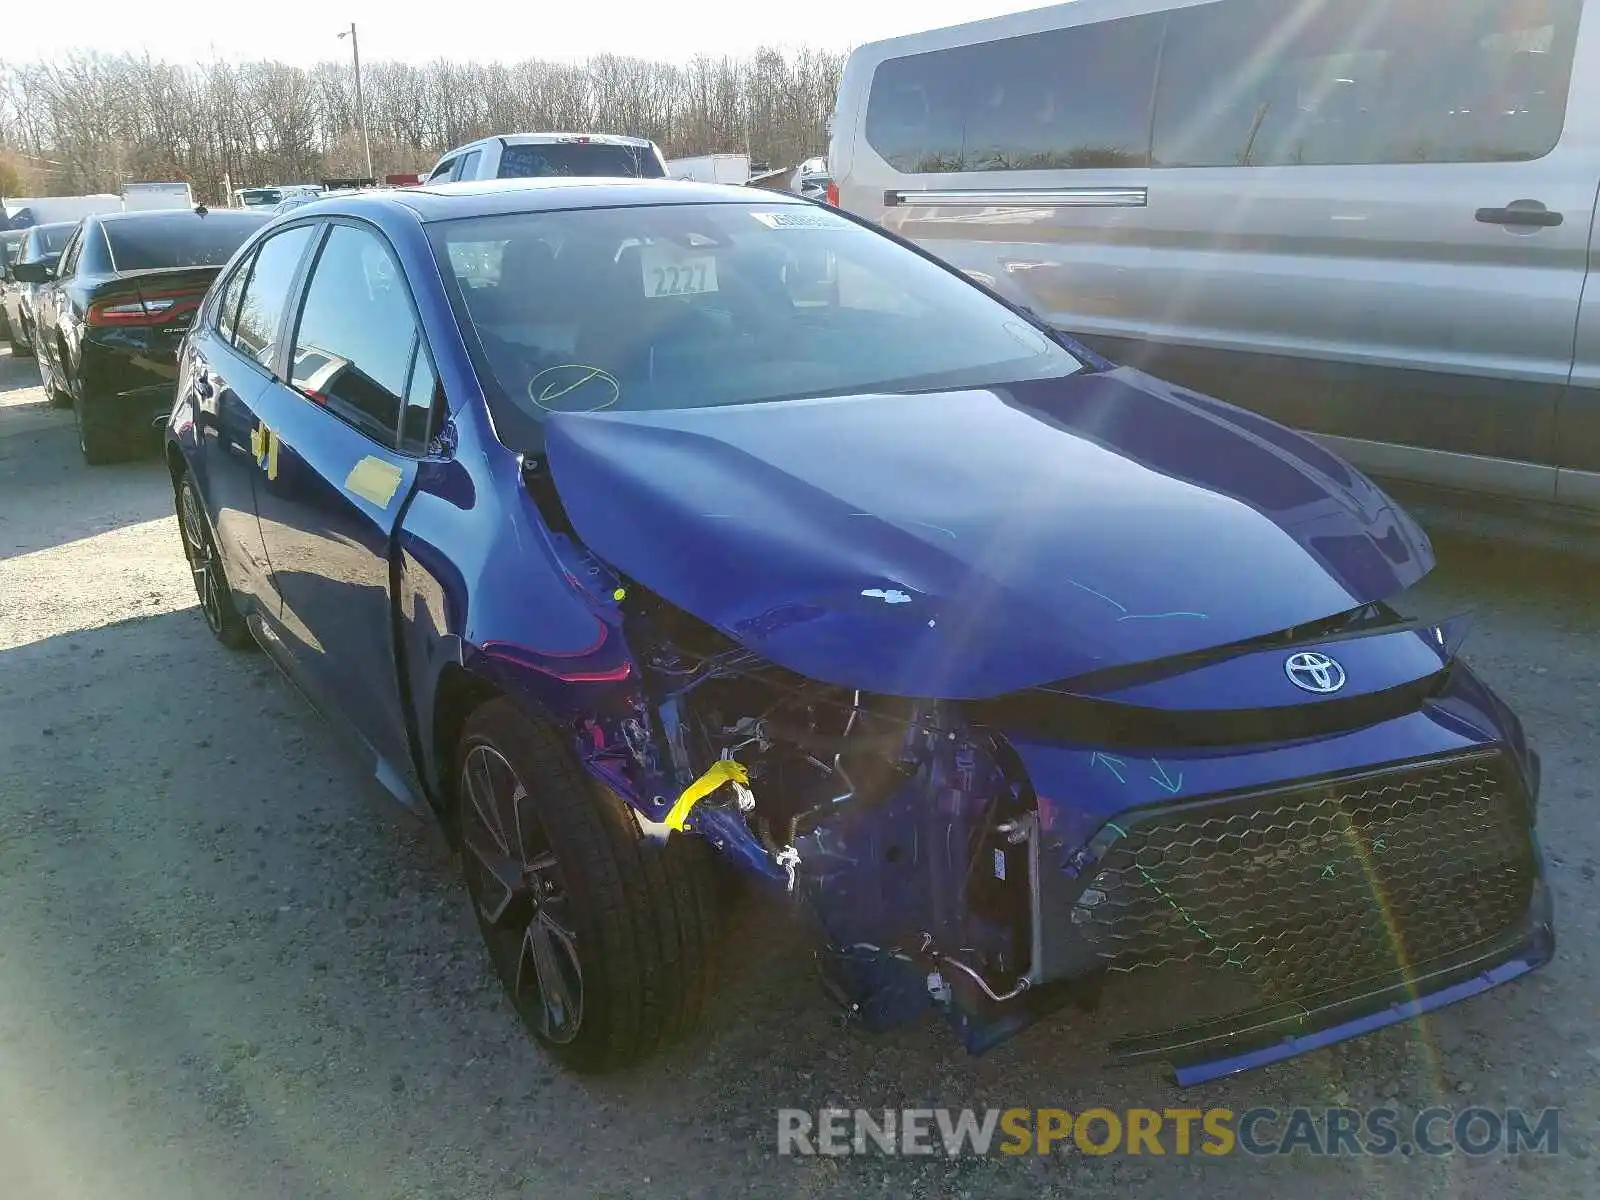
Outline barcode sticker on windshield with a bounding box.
[751,209,843,230]
[640,248,718,298]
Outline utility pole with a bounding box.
[338,23,374,182]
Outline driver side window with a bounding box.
[289,223,428,448]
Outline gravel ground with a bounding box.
[0,345,1595,1199]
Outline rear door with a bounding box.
[249,219,436,791]
[185,223,319,611]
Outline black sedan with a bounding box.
[0,220,77,362]
[23,207,270,464]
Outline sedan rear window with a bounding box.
[430,201,1081,451]
[104,213,268,272]
[497,142,665,179]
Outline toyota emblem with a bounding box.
[1284,651,1347,695]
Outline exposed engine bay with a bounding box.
[578,585,1052,1048]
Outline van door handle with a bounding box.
[1475,201,1563,228]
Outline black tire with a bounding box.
[73,384,132,465]
[456,698,719,1071]
[77,421,122,465]
[176,471,253,650]
[39,357,69,407]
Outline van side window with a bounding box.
[863,14,1165,173]
[1152,0,1582,168]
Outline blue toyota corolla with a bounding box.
[165,178,1552,1082]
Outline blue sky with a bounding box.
[13,0,1047,65]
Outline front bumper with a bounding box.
[1131,864,1553,1084]
[1001,664,1552,1083]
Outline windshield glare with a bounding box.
[430,202,1081,449]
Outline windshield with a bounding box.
[430,201,1082,451]
[497,142,665,179]
[104,212,268,271]
[238,188,283,208]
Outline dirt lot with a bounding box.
[0,346,1596,1199]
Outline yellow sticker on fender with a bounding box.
[344,456,404,507]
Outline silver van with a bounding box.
[830,0,1600,514]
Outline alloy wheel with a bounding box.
[459,743,584,1044]
[179,483,226,635]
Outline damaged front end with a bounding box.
[534,549,1551,1083]
[514,381,1552,1082]
[564,582,1056,1047]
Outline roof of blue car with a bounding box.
[366,177,810,222]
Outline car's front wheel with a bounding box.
[455,698,718,1071]
[176,471,253,649]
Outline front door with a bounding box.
[250,221,437,792]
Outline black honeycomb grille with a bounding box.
[1072,752,1535,1001]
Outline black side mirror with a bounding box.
[13,260,51,284]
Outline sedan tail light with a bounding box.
[87,289,202,327]
[825,181,840,208]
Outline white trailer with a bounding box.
[122,181,195,211]
[665,153,751,185]
[3,194,122,228]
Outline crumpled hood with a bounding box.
[542,367,1432,698]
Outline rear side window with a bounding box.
[289,224,425,446]
[863,15,1165,173]
[214,252,253,344]
[103,215,266,272]
[233,225,316,371]
[1153,0,1582,167]
[498,142,665,179]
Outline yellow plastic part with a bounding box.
[663,759,749,832]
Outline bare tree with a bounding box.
[0,46,845,203]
